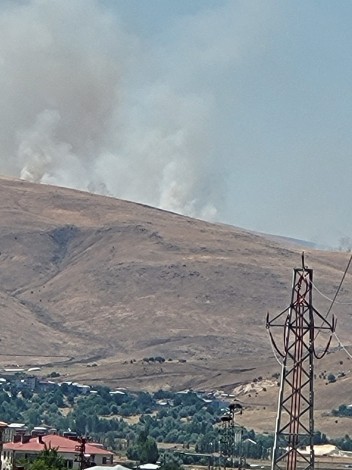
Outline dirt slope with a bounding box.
[1,177,352,435]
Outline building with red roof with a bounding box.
[2,434,113,469]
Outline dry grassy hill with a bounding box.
[1,176,352,436]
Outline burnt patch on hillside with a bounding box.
[107,223,181,252]
[49,225,79,264]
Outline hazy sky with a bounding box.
[1,0,351,247]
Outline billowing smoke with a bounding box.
[1,1,345,246]
[0,0,224,219]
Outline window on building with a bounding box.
[102,457,107,464]
[66,460,73,468]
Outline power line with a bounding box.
[266,327,283,367]
[333,331,352,361]
[311,280,352,305]
[315,254,352,341]
[325,254,352,318]
[311,254,352,367]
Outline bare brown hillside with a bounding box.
[1,176,352,435]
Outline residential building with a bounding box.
[2,434,113,469]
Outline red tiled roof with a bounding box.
[4,434,113,455]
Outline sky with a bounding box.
[0,0,352,247]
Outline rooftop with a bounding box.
[4,434,113,455]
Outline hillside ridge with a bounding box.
[0,177,352,436]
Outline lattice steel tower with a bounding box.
[266,255,335,470]
[218,403,244,469]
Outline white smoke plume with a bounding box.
[0,0,274,221]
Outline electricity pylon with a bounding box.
[219,403,244,469]
[266,255,335,470]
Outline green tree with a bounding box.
[160,463,183,470]
[28,444,65,470]
[105,431,116,450]
[327,373,336,383]
[139,437,159,464]
[127,430,159,464]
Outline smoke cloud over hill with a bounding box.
[0,0,228,220]
[2,1,347,246]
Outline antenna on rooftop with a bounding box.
[75,437,90,470]
[266,254,335,470]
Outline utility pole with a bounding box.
[266,254,335,470]
[75,437,87,470]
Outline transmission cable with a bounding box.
[315,254,352,341]
[333,331,352,360]
[266,328,284,367]
[325,254,352,318]
[312,279,352,305]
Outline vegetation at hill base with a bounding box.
[0,378,350,465]
[0,382,274,463]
